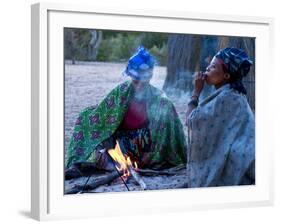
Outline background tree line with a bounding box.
[64,28,168,66]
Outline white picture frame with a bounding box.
[31,2,274,221]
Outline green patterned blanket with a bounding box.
[66,81,187,169]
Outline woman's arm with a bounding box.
[185,72,206,123]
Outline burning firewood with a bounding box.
[65,142,188,194]
[65,163,188,193]
[128,166,147,190]
[107,141,147,190]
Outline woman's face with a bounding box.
[205,57,230,89]
[132,79,149,92]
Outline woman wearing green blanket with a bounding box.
[65,46,187,177]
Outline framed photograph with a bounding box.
[31,2,274,221]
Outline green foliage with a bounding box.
[149,44,168,66]
[96,31,168,65]
[97,32,142,62]
[140,32,168,49]
[73,30,92,61]
[65,28,169,66]
[64,28,93,61]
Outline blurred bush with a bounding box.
[97,32,142,62]
[65,28,168,66]
[149,44,168,66]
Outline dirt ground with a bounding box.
[64,61,190,152]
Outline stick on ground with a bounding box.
[65,171,120,194]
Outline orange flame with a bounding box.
[108,141,138,180]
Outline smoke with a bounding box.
[163,70,213,102]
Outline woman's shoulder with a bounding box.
[200,85,246,109]
[116,80,132,91]
[221,87,248,103]
[148,84,164,96]
[214,86,250,114]
[147,84,176,109]
[103,81,132,97]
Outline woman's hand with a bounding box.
[192,71,206,96]
[185,71,206,124]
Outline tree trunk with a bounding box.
[163,34,202,94]
[70,30,78,64]
[164,34,218,98]
[88,30,103,61]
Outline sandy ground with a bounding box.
[65,61,190,152]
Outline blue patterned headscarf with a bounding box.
[123,46,156,81]
[215,47,253,95]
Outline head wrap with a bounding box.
[123,46,156,81]
[215,47,253,95]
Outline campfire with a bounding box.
[65,142,188,194]
[107,141,147,190]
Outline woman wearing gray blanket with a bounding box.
[185,47,255,187]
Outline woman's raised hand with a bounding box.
[192,71,206,96]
